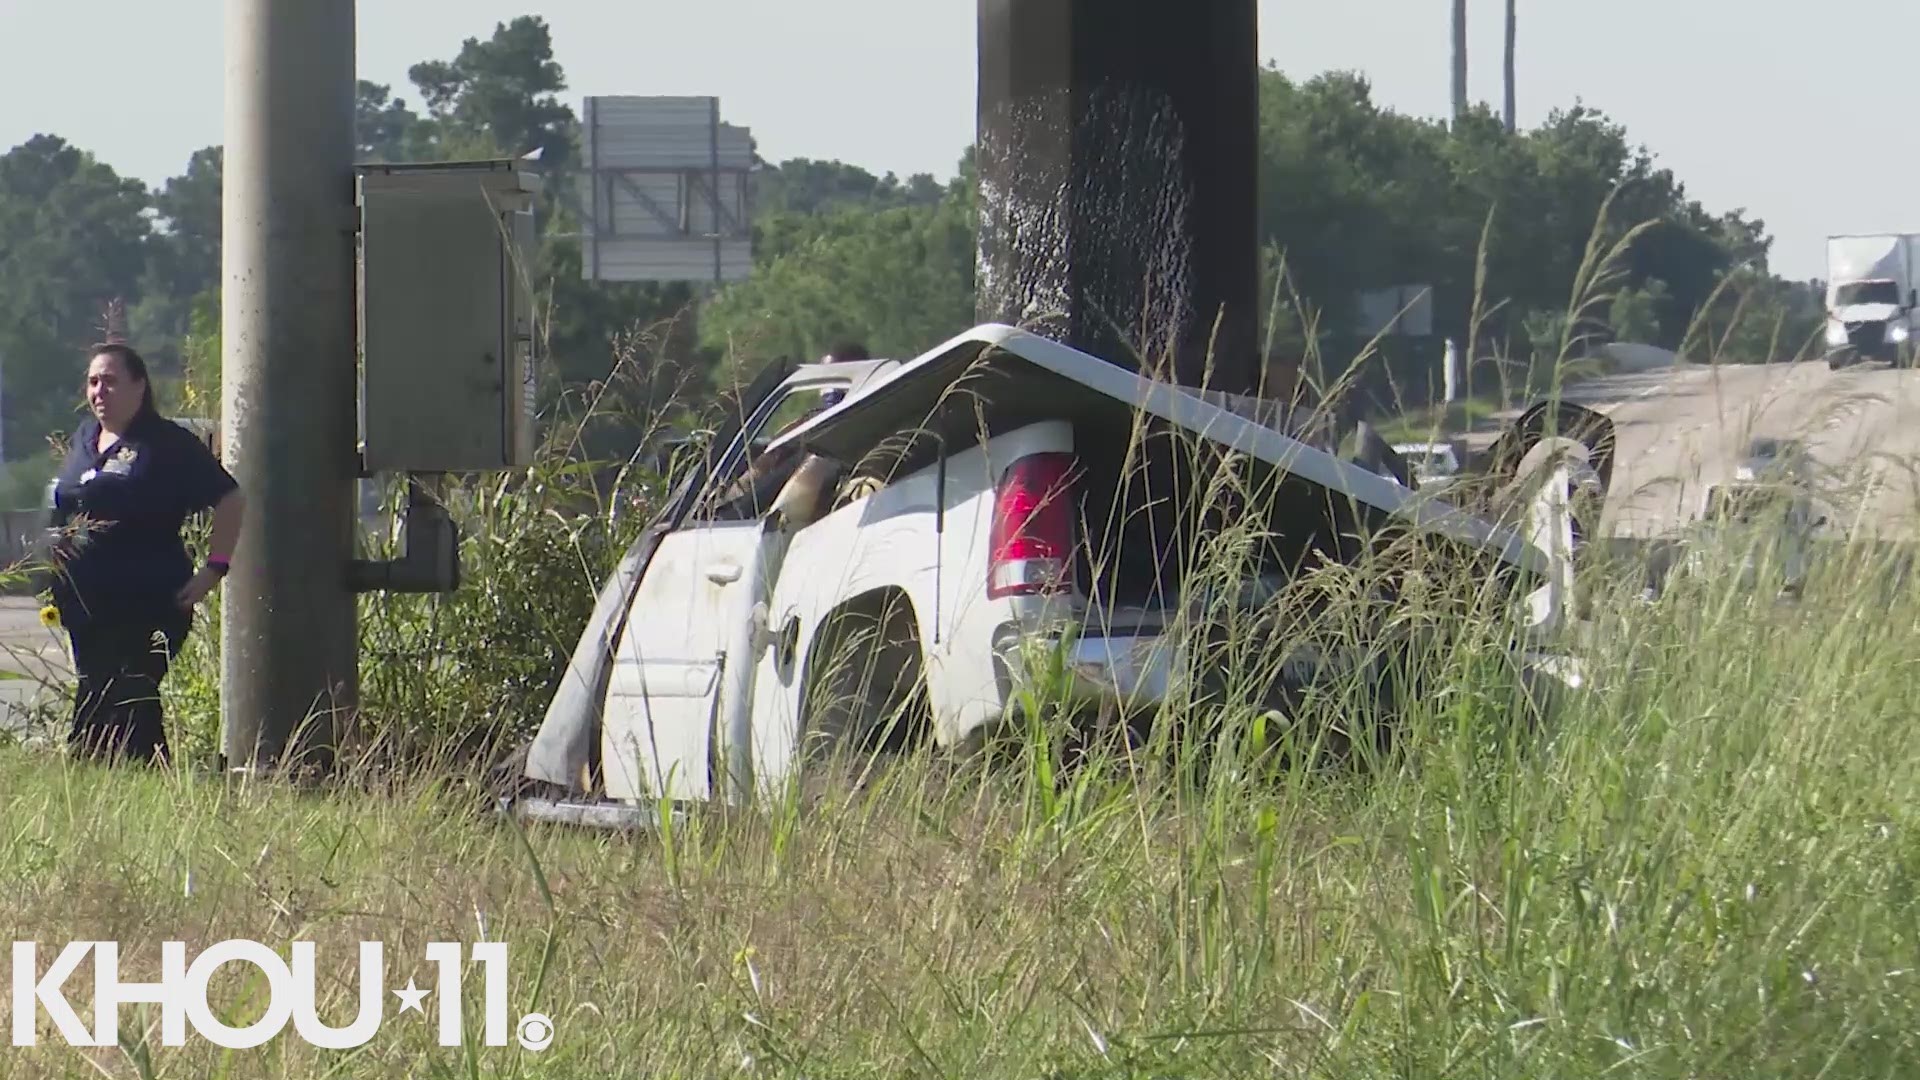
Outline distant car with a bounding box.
[1392,439,1467,491]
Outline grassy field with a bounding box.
[2,531,1916,1080]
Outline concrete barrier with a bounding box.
[1595,342,1682,373]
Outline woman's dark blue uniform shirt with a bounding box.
[48,411,238,630]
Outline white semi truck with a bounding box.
[1825,234,1919,369]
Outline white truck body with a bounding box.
[519,324,1594,809]
[1825,234,1919,366]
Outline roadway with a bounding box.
[0,596,70,740]
[1529,358,1920,540]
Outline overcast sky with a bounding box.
[1,1,1910,282]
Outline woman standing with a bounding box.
[46,343,245,765]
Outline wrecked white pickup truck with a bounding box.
[504,324,1609,823]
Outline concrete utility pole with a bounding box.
[1451,0,1469,126]
[975,0,1260,394]
[1503,0,1518,134]
[220,0,359,772]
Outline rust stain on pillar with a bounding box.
[976,0,1260,393]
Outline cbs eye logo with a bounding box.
[517,1012,555,1051]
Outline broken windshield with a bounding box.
[1834,280,1902,307]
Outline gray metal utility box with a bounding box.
[357,160,542,474]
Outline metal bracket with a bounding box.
[349,475,460,594]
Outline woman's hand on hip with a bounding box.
[176,568,224,611]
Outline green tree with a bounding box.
[753,158,946,217]
[699,182,976,374]
[356,81,427,162]
[1687,267,1824,364]
[1256,70,1454,339]
[132,145,223,358]
[406,15,576,167]
[1609,277,1668,344]
[0,134,153,458]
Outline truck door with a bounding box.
[600,380,849,803]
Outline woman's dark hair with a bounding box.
[88,343,158,417]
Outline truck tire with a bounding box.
[799,592,929,790]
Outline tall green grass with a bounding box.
[2,546,1914,1077]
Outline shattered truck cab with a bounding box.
[511,325,1600,816]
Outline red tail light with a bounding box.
[988,452,1077,600]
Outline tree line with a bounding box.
[0,15,1822,497]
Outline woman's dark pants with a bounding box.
[66,613,190,766]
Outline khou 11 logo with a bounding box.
[10,941,555,1051]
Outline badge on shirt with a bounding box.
[100,445,138,477]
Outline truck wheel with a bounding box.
[799,592,929,791]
